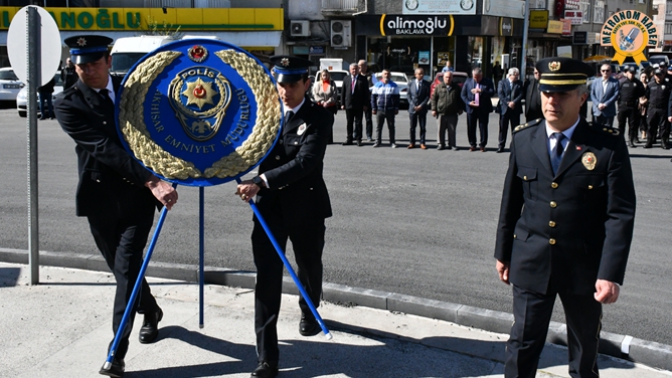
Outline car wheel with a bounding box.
[18,110,26,117]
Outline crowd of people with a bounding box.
[321,58,672,152]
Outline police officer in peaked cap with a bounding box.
[54,35,178,377]
[494,57,636,378]
[235,55,334,378]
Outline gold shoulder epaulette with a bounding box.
[599,126,620,136]
[513,118,543,133]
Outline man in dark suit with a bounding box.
[590,63,620,127]
[341,63,370,146]
[54,35,178,378]
[407,67,431,149]
[494,57,636,378]
[497,67,523,152]
[523,67,543,122]
[236,55,334,378]
[461,67,495,151]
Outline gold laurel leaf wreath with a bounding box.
[119,51,202,180]
[206,50,281,179]
[119,49,281,181]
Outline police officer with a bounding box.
[494,57,636,378]
[644,64,672,149]
[54,35,178,377]
[236,56,334,378]
[617,65,645,147]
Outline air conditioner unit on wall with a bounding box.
[290,21,311,37]
[331,20,352,48]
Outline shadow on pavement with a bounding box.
[0,267,21,287]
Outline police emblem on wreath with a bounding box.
[168,67,232,142]
[116,39,282,187]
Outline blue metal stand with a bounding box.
[236,178,332,339]
[103,184,177,368]
[199,186,205,328]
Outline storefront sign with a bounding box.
[561,19,572,36]
[380,14,454,36]
[0,6,283,31]
[500,18,513,36]
[309,46,325,55]
[529,10,549,29]
[564,10,583,25]
[573,31,587,44]
[547,20,563,34]
[600,10,658,64]
[483,0,526,19]
[402,0,477,15]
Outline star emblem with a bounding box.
[182,78,217,110]
[280,58,290,67]
[77,37,87,47]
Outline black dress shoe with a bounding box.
[356,140,362,146]
[628,141,637,148]
[341,140,353,146]
[139,307,163,344]
[99,358,125,377]
[497,147,504,153]
[251,361,278,378]
[299,313,321,336]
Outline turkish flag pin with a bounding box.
[576,145,582,151]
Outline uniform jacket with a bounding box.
[460,77,495,114]
[407,78,430,115]
[54,76,156,217]
[497,78,523,115]
[645,78,672,112]
[590,77,620,117]
[618,78,645,108]
[494,119,636,295]
[523,78,543,120]
[431,82,464,116]
[256,98,334,227]
[340,74,370,110]
[370,80,400,112]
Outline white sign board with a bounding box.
[7,5,62,86]
[483,0,526,19]
[403,0,477,15]
[564,10,584,25]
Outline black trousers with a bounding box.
[646,108,669,146]
[467,110,489,148]
[506,285,602,378]
[345,107,364,142]
[592,114,614,128]
[409,111,427,145]
[87,204,159,360]
[252,212,325,363]
[498,110,521,149]
[364,105,373,139]
[376,110,396,144]
[617,106,640,143]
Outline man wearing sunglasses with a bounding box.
[590,63,620,128]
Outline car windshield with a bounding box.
[0,70,19,81]
[328,72,348,81]
[111,53,147,75]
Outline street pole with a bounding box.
[27,6,40,284]
[521,0,531,80]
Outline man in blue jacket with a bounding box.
[590,63,620,127]
[371,69,400,148]
[461,68,495,151]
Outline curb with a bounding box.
[2,247,671,371]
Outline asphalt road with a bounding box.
[1,106,671,346]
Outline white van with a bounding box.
[110,35,177,76]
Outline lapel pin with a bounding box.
[576,145,582,151]
[297,123,307,136]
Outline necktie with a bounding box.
[284,110,294,127]
[100,88,114,108]
[352,76,356,94]
[551,132,566,174]
[475,83,480,106]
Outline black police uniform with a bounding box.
[495,58,636,378]
[644,72,672,148]
[54,35,162,372]
[250,56,334,372]
[617,69,645,146]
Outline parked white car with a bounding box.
[0,67,25,102]
[372,71,410,107]
[16,71,63,118]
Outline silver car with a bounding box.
[372,71,410,107]
[16,71,63,118]
[0,67,24,102]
